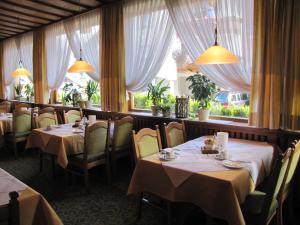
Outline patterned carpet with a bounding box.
[0,147,211,225]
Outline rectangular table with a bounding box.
[0,168,63,225]
[26,121,114,168]
[128,137,275,225]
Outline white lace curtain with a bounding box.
[63,9,101,81]
[124,0,175,92]
[3,38,18,87]
[165,0,253,92]
[15,32,33,82]
[45,22,71,91]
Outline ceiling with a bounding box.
[0,0,115,41]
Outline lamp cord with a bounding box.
[214,0,218,46]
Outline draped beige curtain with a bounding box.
[100,3,127,112]
[0,42,4,99]
[249,0,300,130]
[33,28,48,104]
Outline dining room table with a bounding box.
[0,168,63,225]
[26,121,114,168]
[127,136,276,225]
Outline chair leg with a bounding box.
[276,200,283,225]
[166,201,172,225]
[39,150,43,172]
[84,169,90,193]
[137,192,143,220]
[51,155,56,177]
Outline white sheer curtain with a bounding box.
[165,0,253,91]
[124,0,175,92]
[46,22,71,90]
[15,32,33,81]
[3,38,18,87]
[63,9,100,81]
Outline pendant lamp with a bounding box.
[195,0,239,65]
[68,6,95,73]
[11,60,31,77]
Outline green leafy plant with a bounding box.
[14,84,23,96]
[24,84,34,99]
[62,82,73,104]
[146,79,170,106]
[85,80,98,101]
[186,72,218,109]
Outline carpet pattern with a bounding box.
[0,148,209,225]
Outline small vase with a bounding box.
[162,111,171,117]
[151,105,159,116]
[198,108,210,121]
[86,100,92,108]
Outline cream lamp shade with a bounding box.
[68,59,95,73]
[11,67,31,77]
[195,44,239,64]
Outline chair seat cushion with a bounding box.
[241,190,278,223]
[69,153,105,163]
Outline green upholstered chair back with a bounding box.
[64,110,82,124]
[14,110,31,133]
[164,122,186,148]
[132,126,162,160]
[284,141,300,190]
[113,116,134,150]
[0,101,11,113]
[85,121,108,156]
[36,113,57,128]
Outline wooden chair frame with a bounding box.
[110,116,134,175]
[63,109,83,124]
[163,121,186,148]
[0,191,19,225]
[0,101,11,113]
[132,125,162,162]
[14,103,31,112]
[67,121,111,192]
[38,107,56,115]
[35,112,58,128]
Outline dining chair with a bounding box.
[0,191,20,225]
[163,121,186,148]
[241,147,292,225]
[0,101,11,113]
[4,110,32,157]
[132,125,162,162]
[38,107,56,115]
[35,112,58,128]
[67,121,111,193]
[110,116,134,176]
[276,140,300,225]
[14,103,31,112]
[63,109,83,124]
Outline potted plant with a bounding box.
[186,72,218,121]
[85,80,98,108]
[159,104,172,117]
[62,83,73,105]
[24,84,34,102]
[14,84,23,101]
[147,79,169,116]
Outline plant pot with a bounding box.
[15,96,21,101]
[86,100,92,108]
[79,101,86,109]
[162,110,171,117]
[198,108,210,121]
[151,105,159,116]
